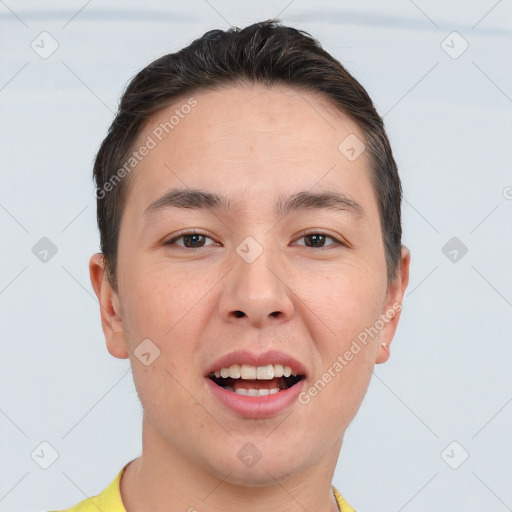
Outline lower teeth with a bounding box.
[225,387,280,396]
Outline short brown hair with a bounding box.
[93,19,402,289]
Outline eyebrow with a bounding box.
[275,190,364,218]
[143,188,364,219]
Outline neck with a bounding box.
[120,415,342,512]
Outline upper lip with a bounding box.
[205,349,307,377]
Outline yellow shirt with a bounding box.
[50,464,355,512]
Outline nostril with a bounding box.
[234,310,245,318]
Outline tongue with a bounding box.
[230,377,283,392]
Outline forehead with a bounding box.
[124,84,376,219]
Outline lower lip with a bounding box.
[205,378,305,419]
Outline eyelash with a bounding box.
[164,230,345,249]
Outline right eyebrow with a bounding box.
[143,188,231,218]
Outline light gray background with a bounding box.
[1,1,511,511]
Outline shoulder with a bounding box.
[47,464,127,512]
[333,486,357,512]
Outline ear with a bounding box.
[376,246,411,364]
[89,253,129,359]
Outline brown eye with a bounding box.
[295,233,340,248]
[182,234,207,248]
[304,234,327,247]
[165,233,216,248]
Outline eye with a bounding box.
[164,232,217,249]
[294,232,342,248]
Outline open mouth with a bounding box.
[208,364,305,396]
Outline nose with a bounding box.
[218,244,295,328]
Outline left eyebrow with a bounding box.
[274,191,365,219]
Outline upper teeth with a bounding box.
[214,364,297,380]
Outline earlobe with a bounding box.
[376,336,391,364]
[376,341,390,363]
[375,246,411,364]
[89,253,129,359]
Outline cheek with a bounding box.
[294,267,382,414]
[131,361,209,452]
[122,266,209,416]
[120,261,224,386]
[297,265,384,343]
[120,261,212,344]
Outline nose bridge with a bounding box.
[219,235,294,327]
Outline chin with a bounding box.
[218,462,301,488]
[203,439,312,487]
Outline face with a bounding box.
[91,84,409,486]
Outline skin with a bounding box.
[90,84,410,512]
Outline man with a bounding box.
[54,19,410,512]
